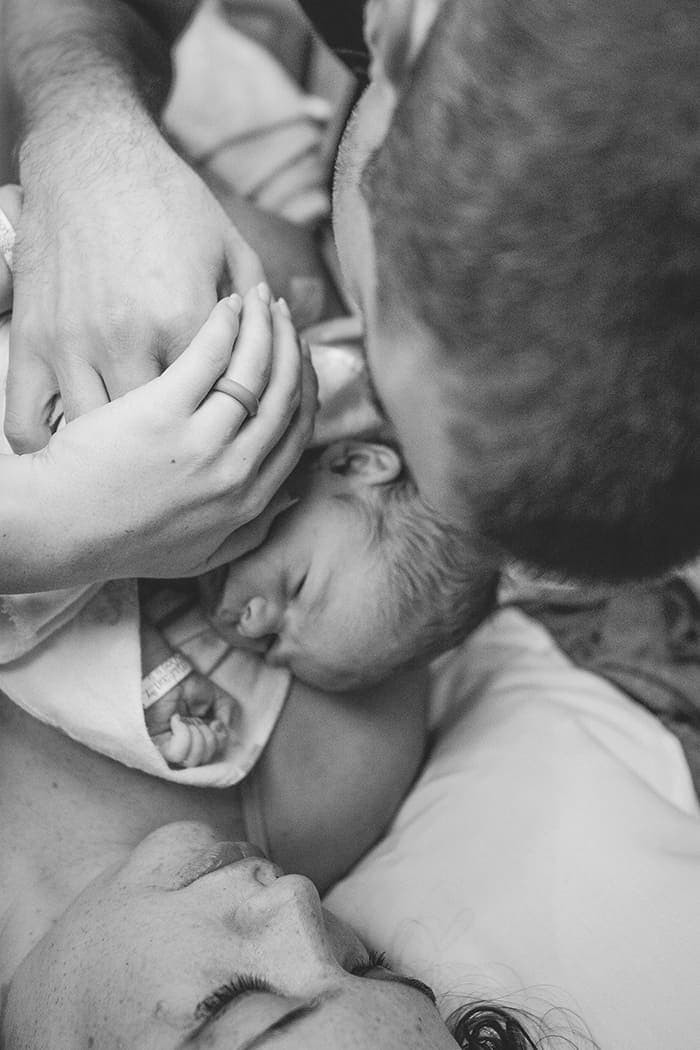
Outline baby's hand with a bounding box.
[145,669,239,768]
[141,617,239,768]
[152,712,230,768]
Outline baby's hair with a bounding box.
[338,465,499,679]
[362,0,700,582]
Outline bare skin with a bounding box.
[0,659,427,989]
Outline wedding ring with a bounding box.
[0,206,16,272]
[212,377,259,418]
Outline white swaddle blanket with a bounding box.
[0,314,379,785]
[0,317,292,786]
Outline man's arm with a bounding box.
[3,0,193,132]
[2,0,265,454]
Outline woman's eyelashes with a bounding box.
[195,951,389,1022]
[192,949,434,1028]
[349,949,389,976]
[350,951,438,1004]
[195,974,273,1021]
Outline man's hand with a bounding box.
[5,122,265,451]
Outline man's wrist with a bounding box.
[18,94,159,184]
[5,2,172,148]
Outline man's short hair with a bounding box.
[364,0,699,582]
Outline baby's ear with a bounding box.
[365,0,442,89]
[322,441,402,487]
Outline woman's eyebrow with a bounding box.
[181,994,329,1050]
[181,973,435,1048]
[239,998,325,1049]
[238,976,436,1048]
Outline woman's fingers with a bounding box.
[246,329,317,478]
[231,297,308,465]
[222,222,267,294]
[195,487,296,574]
[157,296,243,413]
[206,283,274,435]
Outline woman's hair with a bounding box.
[447,1002,599,1050]
[363,0,700,583]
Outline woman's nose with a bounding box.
[237,876,366,990]
[241,874,330,947]
[238,596,284,638]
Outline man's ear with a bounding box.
[365,0,443,88]
[321,441,403,487]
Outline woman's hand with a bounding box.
[8,287,317,592]
[5,122,265,452]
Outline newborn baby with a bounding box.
[0,181,496,773]
[140,438,498,767]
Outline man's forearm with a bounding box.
[2,0,198,142]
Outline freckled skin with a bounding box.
[4,823,459,1050]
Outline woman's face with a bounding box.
[5,823,458,1050]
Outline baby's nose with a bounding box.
[238,596,283,638]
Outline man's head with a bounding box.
[334,0,700,582]
[204,441,497,691]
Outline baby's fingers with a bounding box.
[157,714,222,767]
[155,714,193,765]
[213,688,240,730]
[179,718,226,767]
[180,674,219,718]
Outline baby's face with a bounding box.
[210,445,394,691]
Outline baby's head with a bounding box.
[205,440,498,691]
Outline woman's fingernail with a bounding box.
[277,296,291,318]
[256,282,271,304]
[226,293,242,313]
